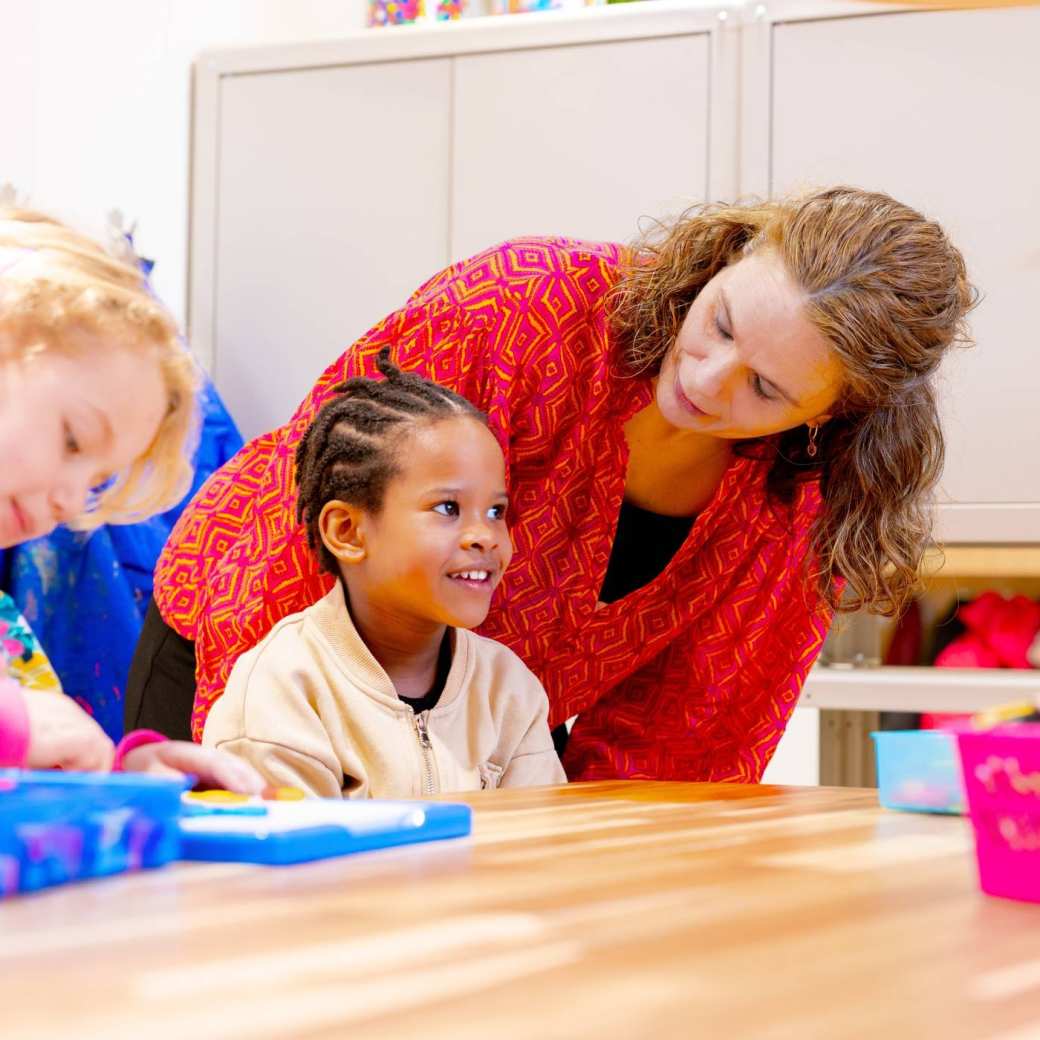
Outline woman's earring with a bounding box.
[806,423,820,458]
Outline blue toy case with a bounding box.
[178,797,473,865]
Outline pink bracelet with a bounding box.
[0,679,30,769]
[112,729,168,772]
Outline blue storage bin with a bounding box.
[0,770,185,897]
[871,730,966,815]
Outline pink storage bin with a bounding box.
[957,724,1040,904]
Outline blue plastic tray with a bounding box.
[178,797,473,864]
[0,769,185,896]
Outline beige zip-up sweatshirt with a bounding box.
[203,584,566,798]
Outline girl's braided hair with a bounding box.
[294,346,486,575]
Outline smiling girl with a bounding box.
[202,349,565,798]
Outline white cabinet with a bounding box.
[756,3,1040,542]
[452,33,711,256]
[190,2,1040,541]
[212,60,452,440]
[191,4,722,441]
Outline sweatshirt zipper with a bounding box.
[413,711,436,796]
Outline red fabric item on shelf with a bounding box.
[920,712,971,730]
[934,592,1040,671]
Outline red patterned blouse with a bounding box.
[155,238,831,782]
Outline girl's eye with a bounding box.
[64,422,81,455]
[751,374,776,402]
[487,504,507,521]
[433,501,459,517]
[714,312,733,341]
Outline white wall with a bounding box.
[762,708,820,787]
[0,0,367,329]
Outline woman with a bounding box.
[131,186,976,782]
[0,205,260,789]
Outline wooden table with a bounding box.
[2,781,1038,1040]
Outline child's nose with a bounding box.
[460,520,495,551]
[50,474,91,525]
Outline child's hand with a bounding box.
[23,691,115,772]
[120,740,265,795]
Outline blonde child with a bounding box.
[204,348,566,798]
[0,205,261,791]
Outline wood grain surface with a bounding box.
[2,781,1037,1040]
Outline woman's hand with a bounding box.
[120,740,265,795]
[23,691,115,772]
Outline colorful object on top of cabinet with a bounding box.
[367,0,468,25]
[487,0,606,13]
[489,0,559,12]
[958,724,1040,904]
[436,0,467,17]
[368,0,422,25]
[872,730,966,815]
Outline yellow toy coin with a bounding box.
[185,789,251,804]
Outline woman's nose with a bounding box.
[694,345,739,398]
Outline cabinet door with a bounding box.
[452,34,711,259]
[769,7,1040,541]
[214,60,451,440]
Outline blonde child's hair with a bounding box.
[0,205,199,528]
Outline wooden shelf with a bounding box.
[923,544,1040,579]
[799,665,1039,713]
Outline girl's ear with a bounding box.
[319,500,367,565]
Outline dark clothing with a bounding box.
[398,632,452,715]
[598,500,695,605]
[124,598,196,741]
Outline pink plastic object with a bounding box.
[957,725,1040,903]
[111,729,167,773]
[0,679,30,769]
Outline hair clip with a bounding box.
[0,182,23,208]
[105,209,155,279]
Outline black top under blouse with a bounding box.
[598,499,696,605]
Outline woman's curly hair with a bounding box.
[609,186,978,616]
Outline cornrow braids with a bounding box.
[295,346,486,575]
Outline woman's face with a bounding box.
[655,249,844,440]
[0,333,168,547]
